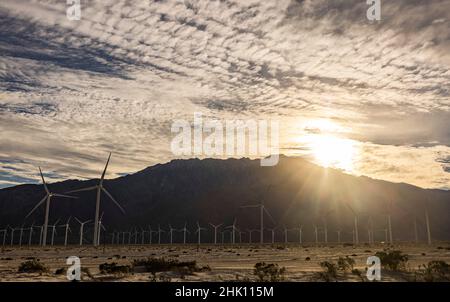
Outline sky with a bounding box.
[0,0,449,189]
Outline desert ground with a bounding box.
[1,243,449,282]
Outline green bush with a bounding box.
[18,260,48,273]
[253,262,286,282]
[375,250,408,271]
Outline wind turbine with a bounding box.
[27,223,35,246]
[335,230,341,243]
[313,225,319,245]
[346,204,359,245]
[25,167,77,246]
[209,223,222,245]
[132,228,138,245]
[293,225,303,244]
[283,226,289,244]
[9,226,16,246]
[195,222,206,245]
[247,229,259,244]
[148,226,156,244]
[266,228,276,244]
[67,153,125,246]
[59,217,72,247]
[0,226,7,247]
[225,219,238,244]
[168,224,175,244]
[49,219,60,246]
[240,186,276,244]
[74,218,91,246]
[157,225,165,244]
[179,223,190,244]
[425,203,432,245]
[17,224,26,247]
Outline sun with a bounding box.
[309,135,356,172]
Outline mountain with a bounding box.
[0,156,449,243]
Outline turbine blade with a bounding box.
[39,167,49,194]
[66,186,97,194]
[74,217,82,224]
[100,153,111,182]
[25,195,48,219]
[101,187,125,214]
[263,206,276,225]
[53,193,78,199]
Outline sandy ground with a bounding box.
[1,243,449,282]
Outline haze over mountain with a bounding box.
[0,156,449,242]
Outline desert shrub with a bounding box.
[305,257,311,261]
[99,262,131,274]
[253,262,286,282]
[415,261,450,282]
[133,257,202,274]
[55,267,67,275]
[18,260,48,273]
[319,261,338,279]
[337,256,355,272]
[375,250,408,271]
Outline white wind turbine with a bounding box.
[168,224,175,244]
[225,219,238,244]
[195,222,206,245]
[25,167,77,246]
[266,228,276,244]
[179,223,190,244]
[240,186,276,244]
[49,219,60,246]
[140,228,147,245]
[0,226,8,247]
[74,217,91,246]
[148,226,157,244]
[67,153,125,246]
[209,223,222,245]
[313,224,319,245]
[121,231,126,245]
[335,229,341,243]
[97,216,106,245]
[247,229,259,244]
[18,224,25,247]
[133,228,138,245]
[423,200,432,245]
[27,223,35,246]
[59,217,72,247]
[157,225,165,244]
[283,226,290,244]
[9,226,16,246]
[293,225,303,244]
[346,204,359,245]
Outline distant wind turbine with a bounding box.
[157,225,165,244]
[225,219,238,244]
[240,186,276,244]
[346,204,359,245]
[49,219,60,246]
[179,223,190,244]
[67,153,125,246]
[74,217,91,246]
[25,167,77,246]
[59,217,72,247]
[195,222,206,245]
[209,223,222,245]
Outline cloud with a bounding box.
[0,0,448,189]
